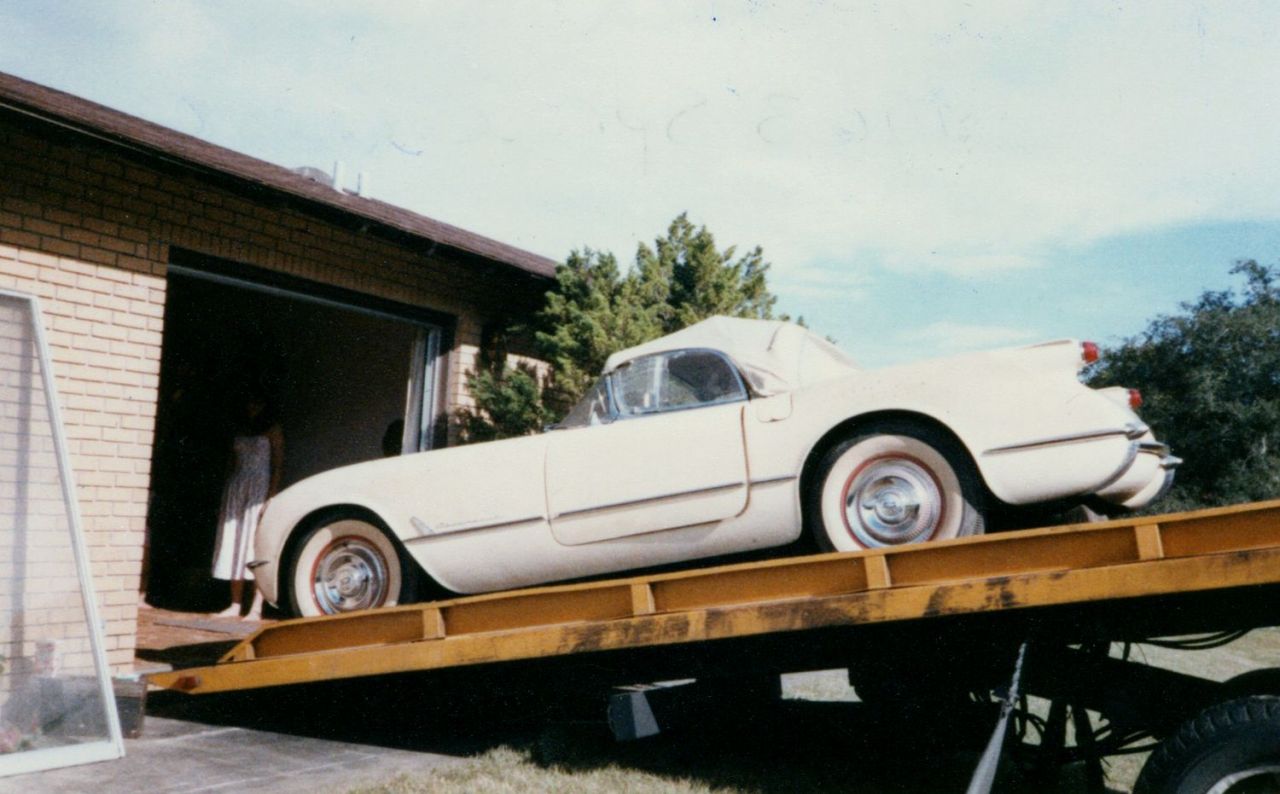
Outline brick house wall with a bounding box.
[0,109,549,671]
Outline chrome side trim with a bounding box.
[554,482,745,520]
[411,476,795,538]
[1138,440,1170,457]
[1125,421,1151,439]
[983,428,1130,456]
[554,475,793,521]
[405,514,544,542]
[750,474,798,487]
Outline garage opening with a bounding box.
[144,253,450,611]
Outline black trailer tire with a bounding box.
[1134,696,1280,794]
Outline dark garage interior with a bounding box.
[144,264,444,610]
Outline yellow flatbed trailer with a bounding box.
[149,499,1280,695]
[148,499,1280,792]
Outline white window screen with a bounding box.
[0,289,123,776]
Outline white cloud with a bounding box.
[770,263,869,302]
[885,251,1041,277]
[3,0,1280,285]
[894,322,1043,357]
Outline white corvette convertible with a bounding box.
[252,316,1179,617]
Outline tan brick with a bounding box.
[62,424,101,441]
[1,258,39,279]
[74,303,112,323]
[97,264,135,283]
[92,323,127,341]
[63,227,101,247]
[123,357,159,376]
[92,291,130,312]
[39,264,77,286]
[84,380,125,398]
[127,299,163,319]
[100,427,137,444]
[41,238,79,258]
[111,311,147,330]
[126,328,162,347]
[51,315,92,335]
[79,247,117,266]
[22,216,61,237]
[111,281,147,301]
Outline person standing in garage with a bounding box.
[212,386,283,619]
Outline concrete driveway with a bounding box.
[0,608,473,794]
[0,715,462,794]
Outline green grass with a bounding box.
[350,746,725,794]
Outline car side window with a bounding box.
[662,349,747,409]
[558,378,612,429]
[611,355,663,416]
[610,350,746,417]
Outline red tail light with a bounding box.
[1128,389,1143,410]
[1081,341,1100,364]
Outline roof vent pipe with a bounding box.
[331,160,345,192]
[355,171,368,197]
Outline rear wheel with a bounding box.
[1135,696,1280,794]
[808,421,985,552]
[285,514,418,617]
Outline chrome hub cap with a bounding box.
[313,538,389,614]
[844,459,942,547]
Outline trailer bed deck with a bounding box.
[147,499,1280,695]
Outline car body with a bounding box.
[252,316,1179,616]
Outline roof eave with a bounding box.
[0,71,557,280]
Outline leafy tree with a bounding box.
[456,214,781,440]
[1088,261,1280,510]
[454,357,549,444]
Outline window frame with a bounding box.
[605,348,751,422]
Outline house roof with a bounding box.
[0,71,557,279]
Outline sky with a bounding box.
[3,1,1279,367]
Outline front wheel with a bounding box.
[807,422,985,551]
[285,514,418,617]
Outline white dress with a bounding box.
[212,434,271,581]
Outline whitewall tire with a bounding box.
[287,515,412,617]
[809,423,985,552]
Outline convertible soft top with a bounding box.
[603,316,857,395]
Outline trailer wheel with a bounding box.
[285,513,418,617]
[808,421,985,551]
[1134,696,1280,794]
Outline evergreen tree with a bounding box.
[456,214,781,440]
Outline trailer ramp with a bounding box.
[148,499,1280,695]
